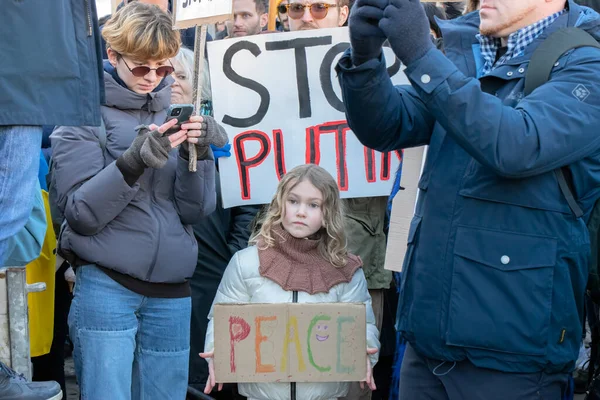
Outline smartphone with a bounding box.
[164,104,195,135]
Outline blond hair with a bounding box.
[102,2,180,62]
[250,164,348,267]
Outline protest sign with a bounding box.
[208,27,410,208]
[213,303,367,383]
[172,0,232,29]
[384,146,426,272]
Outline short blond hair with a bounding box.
[102,2,180,61]
[250,164,349,268]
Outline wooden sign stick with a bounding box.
[189,24,208,172]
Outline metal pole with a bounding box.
[6,267,46,380]
[7,268,31,379]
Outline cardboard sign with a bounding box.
[172,0,232,29]
[384,146,427,272]
[213,303,367,383]
[208,27,410,208]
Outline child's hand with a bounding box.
[199,351,223,394]
[360,348,379,391]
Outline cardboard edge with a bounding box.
[173,13,233,30]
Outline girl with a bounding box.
[201,164,380,400]
[50,3,226,399]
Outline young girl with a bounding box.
[201,164,380,400]
[50,3,225,399]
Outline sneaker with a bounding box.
[0,362,62,400]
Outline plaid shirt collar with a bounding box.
[476,9,566,75]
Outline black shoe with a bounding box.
[0,362,62,400]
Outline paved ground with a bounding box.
[65,356,79,399]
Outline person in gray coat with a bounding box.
[49,3,223,399]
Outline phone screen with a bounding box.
[165,104,194,135]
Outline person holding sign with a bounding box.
[231,0,269,37]
[285,3,391,399]
[339,0,600,398]
[201,164,380,399]
[49,3,222,399]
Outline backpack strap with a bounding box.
[525,28,600,218]
[525,27,600,96]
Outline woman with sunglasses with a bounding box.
[49,3,222,399]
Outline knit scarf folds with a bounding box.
[257,225,362,295]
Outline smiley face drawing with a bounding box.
[315,324,330,342]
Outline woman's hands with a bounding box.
[199,351,223,394]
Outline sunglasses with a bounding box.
[120,57,175,78]
[279,2,337,20]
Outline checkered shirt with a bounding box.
[477,9,566,75]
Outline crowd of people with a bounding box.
[3,0,600,399]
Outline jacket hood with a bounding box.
[570,0,600,39]
[102,61,173,112]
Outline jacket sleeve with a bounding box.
[227,204,261,255]
[339,268,380,368]
[404,47,600,178]
[336,50,436,152]
[204,250,252,354]
[173,152,217,225]
[50,126,140,236]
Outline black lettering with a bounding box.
[222,41,271,128]
[381,151,391,180]
[266,36,333,119]
[319,42,350,113]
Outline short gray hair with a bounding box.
[172,47,212,102]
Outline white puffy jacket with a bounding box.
[205,245,380,400]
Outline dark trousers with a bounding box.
[399,344,568,400]
[32,262,72,399]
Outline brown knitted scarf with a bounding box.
[257,225,363,295]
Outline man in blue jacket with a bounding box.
[337,0,600,398]
[0,1,104,270]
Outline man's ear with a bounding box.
[107,48,119,68]
[338,5,349,26]
[260,12,269,28]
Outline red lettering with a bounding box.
[273,129,287,180]
[234,131,271,200]
[229,316,251,373]
[381,150,403,181]
[305,120,350,191]
[364,147,376,183]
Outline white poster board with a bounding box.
[208,27,410,208]
[173,0,232,29]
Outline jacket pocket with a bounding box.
[445,226,557,356]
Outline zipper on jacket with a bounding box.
[84,0,93,36]
[291,291,298,400]
[146,169,162,281]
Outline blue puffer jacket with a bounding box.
[0,0,104,126]
[337,1,600,374]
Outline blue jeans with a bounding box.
[68,265,191,400]
[0,126,42,265]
